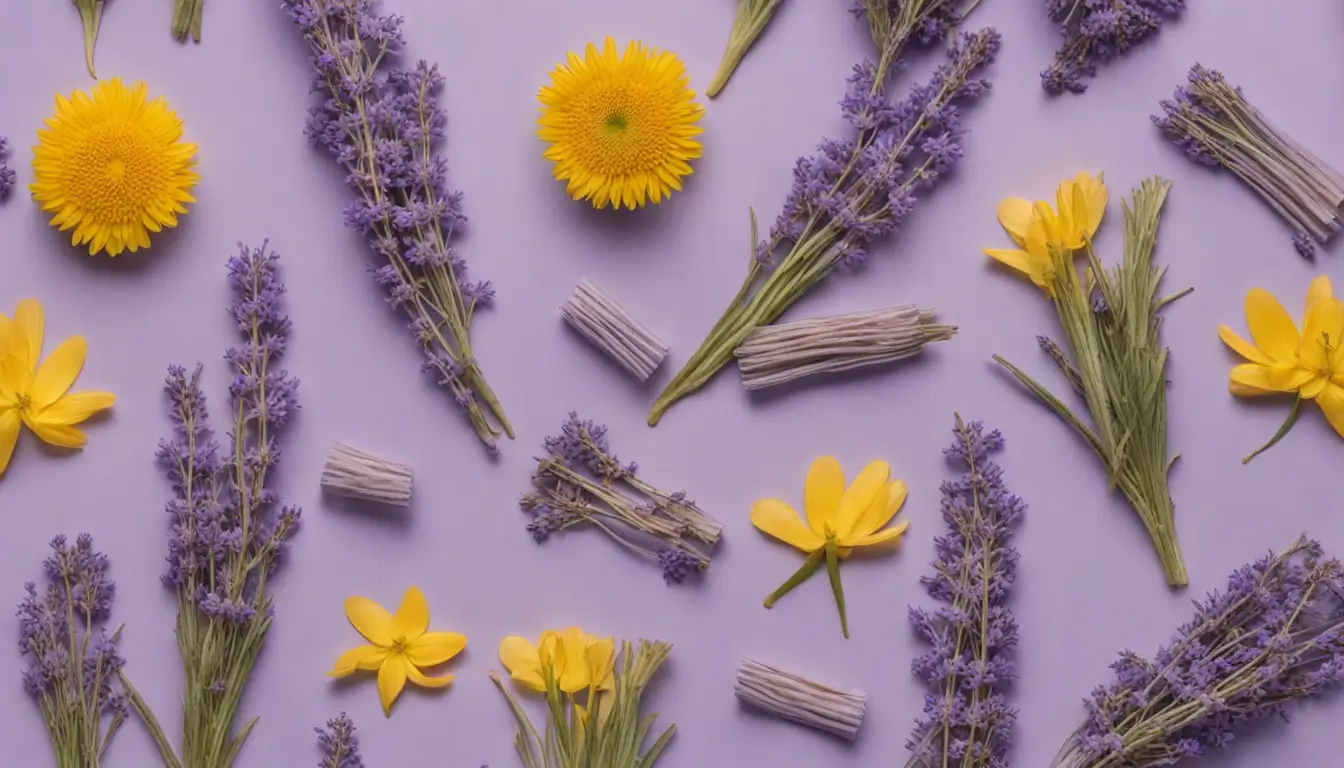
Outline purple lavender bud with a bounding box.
[658,549,702,585]
[316,713,365,768]
[0,136,15,200]
[1292,232,1316,262]
[1042,0,1185,95]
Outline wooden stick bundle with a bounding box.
[320,442,413,507]
[561,279,669,382]
[734,658,867,741]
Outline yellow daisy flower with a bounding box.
[750,457,909,638]
[328,586,466,716]
[1220,275,1344,461]
[498,627,616,694]
[984,171,1106,294]
[538,37,705,210]
[0,298,115,477]
[31,78,200,258]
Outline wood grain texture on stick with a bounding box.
[734,658,866,741]
[560,279,669,382]
[733,305,955,391]
[320,442,413,507]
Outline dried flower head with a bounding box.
[1041,0,1186,95]
[0,135,16,200]
[315,712,365,768]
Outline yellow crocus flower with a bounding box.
[984,171,1107,295]
[329,586,466,716]
[0,298,114,476]
[1219,275,1344,461]
[750,457,909,638]
[498,627,616,694]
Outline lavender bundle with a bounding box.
[316,713,364,768]
[284,0,511,452]
[124,244,301,768]
[0,135,16,200]
[906,417,1023,768]
[1154,64,1344,259]
[1041,0,1185,95]
[648,2,999,425]
[1056,536,1344,767]
[521,412,723,584]
[19,534,128,768]
[733,305,954,391]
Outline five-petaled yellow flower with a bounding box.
[538,37,705,210]
[750,457,909,638]
[984,171,1107,294]
[498,627,615,694]
[1220,275,1344,462]
[329,586,466,716]
[0,299,115,476]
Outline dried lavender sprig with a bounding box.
[20,534,128,768]
[283,0,511,452]
[906,416,1023,768]
[1041,0,1185,95]
[734,659,867,741]
[321,442,413,507]
[1154,64,1344,246]
[561,279,669,383]
[649,22,999,425]
[521,413,722,584]
[316,713,364,768]
[733,305,954,390]
[0,136,16,200]
[1054,535,1344,768]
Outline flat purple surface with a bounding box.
[2,1,1342,766]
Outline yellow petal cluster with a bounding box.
[0,299,115,476]
[984,171,1107,294]
[1220,275,1344,438]
[328,586,466,716]
[538,37,705,210]
[498,627,615,694]
[31,78,199,257]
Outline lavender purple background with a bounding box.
[0,0,1340,765]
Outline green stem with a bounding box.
[824,536,849,638]
[78,1,102,78]
[763,550,823,607]
[1241,394,1302,464]
[706,0,786,98]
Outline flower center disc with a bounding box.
[68,124,164,225]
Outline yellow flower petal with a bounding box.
[1218,325,1273,366]
[984,248,1048,290]
[750,498,824,552]
[1075,171,1106,237]
[329,645,389,677]
[995,197,1033,247]
[1244,288,1300,364]
[1229,363,1311,395]
[1300,296,1344,372]
[344,596,394,646]
[0,353,28,405]
[1317,384,1344,438]
[0,408,18,476]
[1306,275,1334,314]
[499,636,541,683]
[803,456,844,537]
[0,316,30,374]
[30,337,88,411]
[25,420,87,449]
[14,299,43,369]
[833,460,889,539]
[406,665,455,689]
[35,390,114,426]
[584,638,615,691]
[390,586,430,640]
[846,479,908,542]
[404,631,466,668]
[510,667,546,692]
[851,518,910,548]
[557,627,591,693]
[377,654,409,715]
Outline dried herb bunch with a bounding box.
[522,413,723,584]
[1154,64,1344,259]
[647,0,999,425]
[993,177,1191,586]
[906,416,1024,768]
[283,0,511,452]
[1041,0,1185,95]
[1055,536,1344,767]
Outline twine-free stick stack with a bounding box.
[733,659,867,741]
[561,279,669,382]
[320,442,413,507]
[733,305,955,391]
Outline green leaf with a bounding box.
[824,536,849,639]
[1242,395,1303,464]
[119,672,181,768]
[762,550,823,608]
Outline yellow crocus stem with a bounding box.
[763,550,823,608]
[1242,394,1303,464]
[824,535,849,639]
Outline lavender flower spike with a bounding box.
[316,713,365,768]
[1056,536,1344,768]
[20,534,128,767]
[907,416,1023,768]
[1041,0,1186,95]
[0,135,16,200]
[282,0,511,452]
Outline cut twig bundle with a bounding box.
[734,659,866,741]
[733,306,954,391]
[321,442,413,507]
[561,279,669,382]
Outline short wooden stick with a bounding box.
[561,279,669,382]
[734,658,866,741]
[321,442,413,507]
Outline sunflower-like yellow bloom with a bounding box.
[538,37,705,210]
[31,78,199,257]
[750,457,909,638]
[984,171,1107,294]
[0,299,115,476]
[1220,275,1344,461]
[498,627,615,694]
[328,586,466,716]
